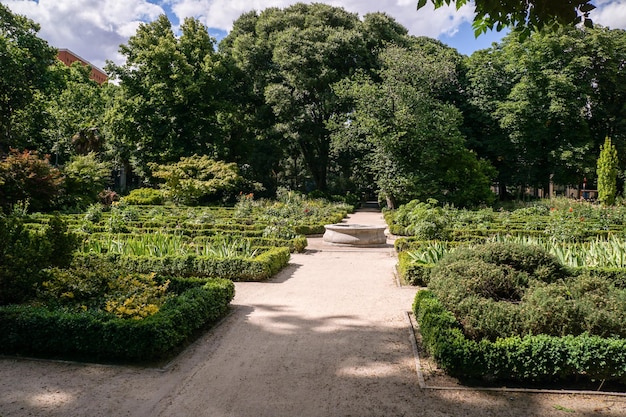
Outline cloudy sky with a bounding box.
[2,0,626,70]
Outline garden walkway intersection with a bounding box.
[0,209,625,416]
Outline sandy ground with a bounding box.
[1,210,626,416]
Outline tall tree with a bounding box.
[105,16,226,180]
[463,26,626,197]
[45,62,108,164]
[597,137,618,206]
[331,40,495,208]
[0,4,58,153]
[220,4,408,192]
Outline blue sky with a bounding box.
[2,1,624,69]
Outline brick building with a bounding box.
[57,49,107,84]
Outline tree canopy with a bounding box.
[418,0,596,37]
[0,4,58,153]
[220,3,409,192]
[331,39,494,207]
[105,15,227,179]
[3,2,626,208]
[464,25,626,197]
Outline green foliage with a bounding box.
[61,153,112,210]
[419,0,595,38]
[0,213,79,305]
[104,15,228,179]
[390,200,450,239]
[0,149,64,213]
[73,246,290,281]
[0,4,59,152]
[121,188,164,205]
[0,278,234,362]
[44,62,107,163]
[428,242,626,343]
[464,27,626,196]
[413,290,626,383]
[397,251,434,286]
[221,4,409,192]
[150,155,247,205]
[331,40,495,207]
[597,137,619,206]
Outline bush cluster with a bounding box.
[388,199,449,239]
[121,187,165,205]
[0,278,234,362]
[413,290,626,383]
[427,243,626,341]
[73,247,290,281]
[0,214,80,305]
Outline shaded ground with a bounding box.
[1,210,626,416]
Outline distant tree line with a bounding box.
[1,2,625,209]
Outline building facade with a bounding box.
[57,49,107,84]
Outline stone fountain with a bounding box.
[323,223,387,246]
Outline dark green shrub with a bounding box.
[413,290,626,383]
[437,242,566,283]
[0,278,234,362]
[0,214,79,305]
[428,242,626,341]
[397,251,433,286]
[520,274,626,338]
[573,267,626,289]
[429,258,527,340]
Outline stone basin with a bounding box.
[323,223,387,246]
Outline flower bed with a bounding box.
[0,277,234,362]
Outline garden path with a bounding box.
[1,209,625,416]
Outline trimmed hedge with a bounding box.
[397,251,433,286]
[0,278,234,362]
[73,247,291,281]
[413,290,626,383]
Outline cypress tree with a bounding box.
[597,137,619,206]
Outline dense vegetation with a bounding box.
[2,3,625,211]
[3,1,626,378]
[0,194,350,361]
[390,198,626,384]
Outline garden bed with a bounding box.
[412,291,626,390]
[0,277,234,363]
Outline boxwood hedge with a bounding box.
[73,246,291,281]
[413,290,626,383]
[0,278,234,362]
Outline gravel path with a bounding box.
[1,210,626,416]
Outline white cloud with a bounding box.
[592,0,626,30]
[168,0,475,38]
[2,0,164,68]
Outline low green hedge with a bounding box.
[397,251,433,286]
[73,247,291,281]
[413,290,626,383]
[0,278,234,362]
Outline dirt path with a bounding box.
[1,210,626,416]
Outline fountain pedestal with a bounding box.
[323,224,387,246]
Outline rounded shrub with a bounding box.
[122,188,164,205]
[429,242,626,341]
[437,242,567,283]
